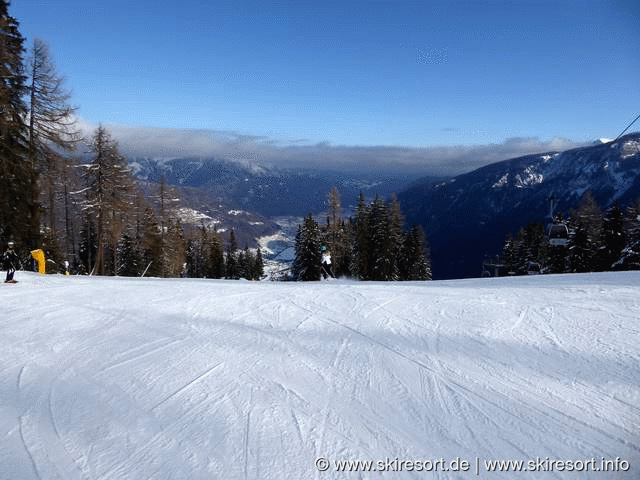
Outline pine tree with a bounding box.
[41,226,62,273]
[237,246,264,280]
[139,207,162,277]
[400,224,432,280]
[154,177,182,276]
[368,195,394,280]
[207,228,224,278]
[115,229,141,276]
[569,191,603,273]
[252,248,264,280]
[324,186,348,276]
[78,218,97,274]
[617,199,640,270]
[238,245,250,279]
[570,224,591,273]
[547,241,568,273]
[293,214,322,281]
[345,193,432,281]
[186,224,220,279]
[162,219,185,277]
[27,38,78,157]
[340,218,355,278]
[388,194,405,279]
[27,38,79,249]
[600,203,625,270]
[185,238,200,278]
[225,229,239,279]
[83,125,136,275]
[0,0,39,249]
[59,154,82,263]
[516,222,546,273]
[350,193,370,279]
[501,234,518,275]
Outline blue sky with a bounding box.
[13,0,640,173]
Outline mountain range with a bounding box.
[398,133,640,279]
[130,156,429,250]
[127,134,640,278]
[131,156,423,216]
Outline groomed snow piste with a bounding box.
[1,272,639,479]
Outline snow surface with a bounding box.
[513,166,544,188]
[1,272,639,479]
[491,173,509,189]
[176,207,220,226]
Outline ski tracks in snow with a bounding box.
[300,287,639,468]
[15,365,86,480]
[3,273,640,479]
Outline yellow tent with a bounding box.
[31,249,45,274]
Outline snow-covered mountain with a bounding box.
[398,133,640,279]
[131,156,424,217]
[2,271,638,479]
[131,156,430,262]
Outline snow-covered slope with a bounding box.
[1,272,638,479]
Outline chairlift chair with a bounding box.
[526,261,542,275]
[546,193,569,247]
[548,223,569,247]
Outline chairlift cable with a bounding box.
[614,113,640,142]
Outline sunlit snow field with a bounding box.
[1,271,639,479]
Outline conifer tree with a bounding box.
[238,245,250,279]
[27,38,78,157]
[184,224,215,278]
[368,195,394,280]
[207,228,224,278]
[27,38,79,247]
[185,238,201,278]
[252,248,264,280]
[570,224,591,273]
[0,0,39,249]
[350,193,370,279]
[293,214,322,281]
[617,200,640,270]
[162,219,185,277]
[139,207,162,277]
[569,191,603,272]
[499,223,547,275]
[58,153,82,262]
[225,229,239,279]
[400,224,432,280]
[78,218,97,274]
[546,241,568,274]
[600,203,625,270]
[83,125,136,274]
[324,186,348,276]
[188,225,225,279]
[501,234,518,275]
[41,226,62,273]
[157,178,177,274]
[388,194,405,278]
[116,229,141,276]
[340,218,355,277]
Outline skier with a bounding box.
[321,249,334,279]
[3,241,19,283]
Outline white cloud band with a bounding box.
[76,119,585,176]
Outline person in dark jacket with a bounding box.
[3,241,19,283]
